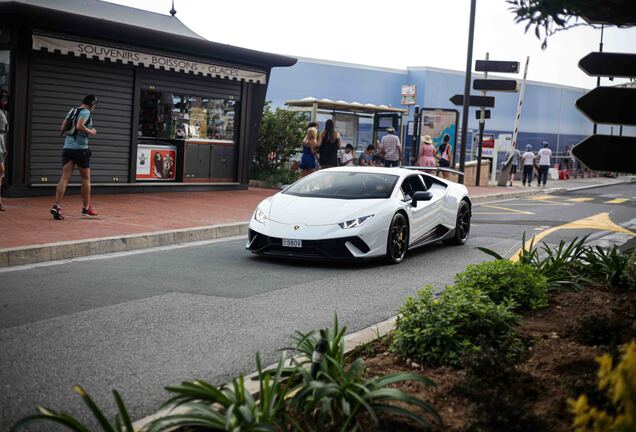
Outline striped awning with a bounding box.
[32,34,267,84]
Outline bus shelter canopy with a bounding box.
[285,97,407,114]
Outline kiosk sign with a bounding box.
[401,85,416,105]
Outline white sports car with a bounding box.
[246,167,471,263]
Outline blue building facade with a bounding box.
[267,57,601,166]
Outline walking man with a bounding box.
[521,144,535,187]
[379,127,402,167]
[537,141,552,187]
[50,94,98,220]
[506,146,521,186]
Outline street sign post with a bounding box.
[579,52,636,78]
[571,135,636,172]
[475,110,490,119]
[475,60,519,73]
[473,79,519,92]
[573,51,636,173]
[449,94,495,108]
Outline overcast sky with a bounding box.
[108,0,635,89]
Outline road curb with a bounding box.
[470,187,566,204]
[0,222,249,268]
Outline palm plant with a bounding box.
[290,315,441,431]
[583,245,635,288]
[147,353,295,432]
[477,233,590,292]
[11,385,134,432]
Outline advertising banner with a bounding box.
[419,109,459,164]
[32,35,267,84]
[401,85,416,105]
[136,144,177,181]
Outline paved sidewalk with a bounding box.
[0,175,629,267]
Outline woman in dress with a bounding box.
[318,119,340,169]
[417,135,437,167]
[437,134,452,179]
[299,126,318,177]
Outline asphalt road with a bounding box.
[0,183,634,430]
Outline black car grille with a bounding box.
[247,229,371,260]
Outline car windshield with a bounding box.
[283,171,398,199]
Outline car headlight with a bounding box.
[339,215,373,229]
[254,207,267,223]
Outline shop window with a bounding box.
[357,116,373,150]
[138,89,236,141]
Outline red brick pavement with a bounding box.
[0,185,523,249]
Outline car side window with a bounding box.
[400,177,415,201]
[401,175,427,201]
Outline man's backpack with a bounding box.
[60,107,89,137]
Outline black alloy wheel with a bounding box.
[445,200,471,245]
[386,213,409,264]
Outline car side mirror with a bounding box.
[280,184,290,190]
[411,191,433,207]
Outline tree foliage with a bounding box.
[507,0,636,49]
[253,102,306,175]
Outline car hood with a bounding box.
[268,193,381,226]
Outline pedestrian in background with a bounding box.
[341,143,355,166]
[506,146,521,186]
[0,90,8,211]
[437,134,452,179]
[299,126,318,177]
[379,127,401,167]
[537,141,552,187]
[358,144,375,166]
[417,134,437,168]
[50,94,99,220]
[522,144,535,187]
[318,119,340,169]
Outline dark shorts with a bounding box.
[510,164,517,174]
[384,159,400,167]
[439,158,450,168]
[62,148,91,169]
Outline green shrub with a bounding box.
[251,166,299,186]
[454,260,549,310]
[583,245,636,289]
[391,286,522,367]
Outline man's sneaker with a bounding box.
[81,206,98,217]
[50,204,64,220]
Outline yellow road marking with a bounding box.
[510,212,636,262]
[481,204,534,215]
[529,195,555,200]
[567,197,594,203]
[604,198,629,204]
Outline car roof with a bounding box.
[321,166,423,179]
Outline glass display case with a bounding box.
[139,90,236,141]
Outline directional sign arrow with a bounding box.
[579,52,636,78]
[475,60,519,73]
[575,87,636,126]
[473,79,518,92]
[449,94,495,108]
[572,135,636,173]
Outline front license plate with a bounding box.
[282,239,302,248]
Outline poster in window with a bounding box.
[419,109,459,165]
[136,144,177,180]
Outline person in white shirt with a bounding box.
[379,127,402,167]
[537,142,552,187]
[341,143,355,166]
[521,144,536,187]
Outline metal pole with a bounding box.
[412,105,420,165]
[593,24,604,135]
[458,0,477,184]
[475,52,488,186]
